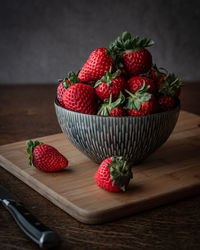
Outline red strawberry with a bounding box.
[147,64,166,84]
[109,107,127,116]
[94,156,133,192]
[151,68,159,84]
[97,92,126,116]
[157,73,182,97]
[94,69,126,101]
[26,140,68,172]
[63,83,97,114]
[157,73,181,111]
[123,49,152,76]
[124,84,157,116]
[57,71,80,106]
[158,96,176,111]
[57,82,67,106]
[127,76,156,94]
[109,32,154,76]
[78,48,113,82]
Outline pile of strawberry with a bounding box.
[26,31,183,193]
[57,31,182,116]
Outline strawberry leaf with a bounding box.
[133,99,141,110]
[124,96,136,110]
[124,39,133,50]
[94,69,121,88]
[122,31,131,41]
[107,156,133,192]
[140,92,152,102]
[113,179,120,186]
[124,84,152,110]
[26,140,43,166]
[59,71,80,89]
[97,92,125,116]
[158,73,182,96]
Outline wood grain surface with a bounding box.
[0,83,200,249]
[0,111,200,225]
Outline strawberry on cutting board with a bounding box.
[94,68,127,101]
[26,140,68,172]
[57,71,80,106]
[124,84,157,116]
[109,31,154,76]
[78,48,113,82]
[62,83,97,114]
[97,92,127,116]
[94,156,133,192]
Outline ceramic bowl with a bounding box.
[54,98,180,164]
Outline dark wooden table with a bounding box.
[0,83,200,250]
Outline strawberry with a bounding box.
[157,73,182,98]
[127,76,156,94]
[97,92,127,116]
[158,96,176,111]
[150,64,167,84]
[57,71,80,106]
[124,84,157,116]
[94,156,133,192]
[57,82,67,106]
[109,31,154,76]
[156,73,181,111]
[78,48,113,82]
[94,68,126,101]
[26,140,68,172]
[63,83,97,114]
[109,107,127,116]
[118,67,129,79]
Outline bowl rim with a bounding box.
[54,97,180,119]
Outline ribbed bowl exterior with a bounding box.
[54,99,180,164]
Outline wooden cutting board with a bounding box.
[0,111,200,224]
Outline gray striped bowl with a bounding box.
[54,99,180,164]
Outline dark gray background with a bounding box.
[0,0,200,84]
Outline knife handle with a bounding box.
[2,199,60,249]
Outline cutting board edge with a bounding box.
[0,155,88,222]
[1,154,200,224]
[73,183,200,224]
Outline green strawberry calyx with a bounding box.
[107,156,133,192]
[124,83,152,111]
[158,73,182,96]
[97,92,125,116]
[109,31,154,55]
[94,68,121,88]
[26,140,43,166]
[58,71,80,89]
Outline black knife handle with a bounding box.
[2,199,60,249]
